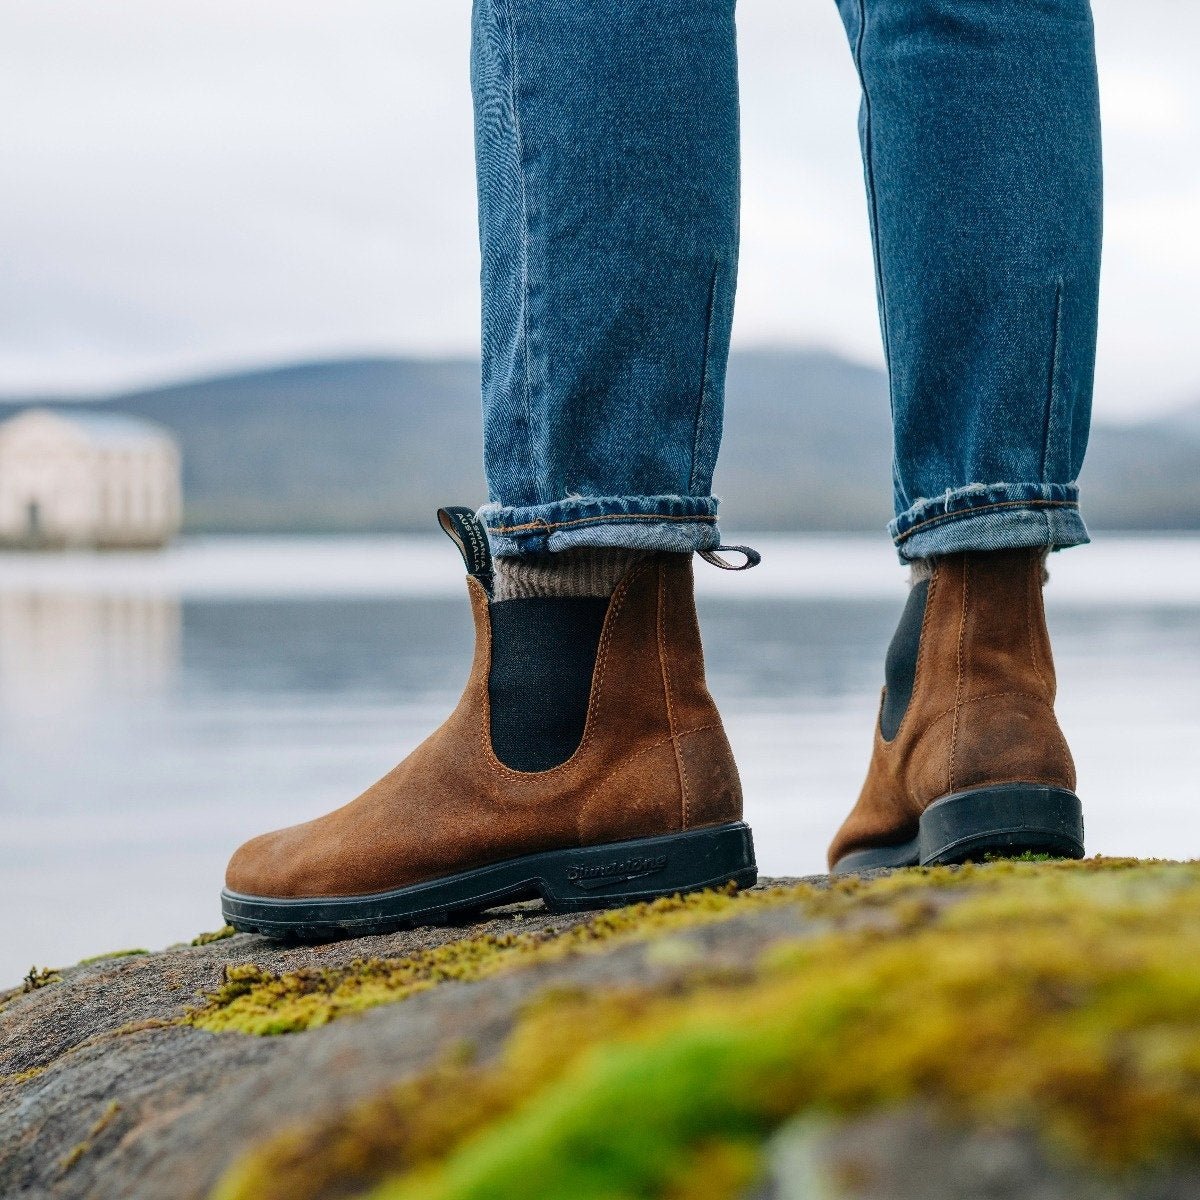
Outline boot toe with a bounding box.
[225,826,305,898]
[225,817,383,899]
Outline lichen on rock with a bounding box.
[58,1101,122,1175]
[212,860,1200,1200]
[186,884,792,1036]
[191,927,237,947]
[22,965,62,992]
[77,949,150,966]
[7,860,1200,1200]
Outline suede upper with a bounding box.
[828,549,1076,869]
[226,554,742,899]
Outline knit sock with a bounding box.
[488,548,652,771]
[491,548,650,601]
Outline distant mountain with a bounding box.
[1152,405,1200,453]
[1,352,1196,533]
[0,359,484,533]
[1082,412,1200,531]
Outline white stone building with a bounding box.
[0,408,182,549]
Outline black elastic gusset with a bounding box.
[488,596,609,772]
[880,578,930,741]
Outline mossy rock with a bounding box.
[4,860,1200,1200]
[77,949,150,966]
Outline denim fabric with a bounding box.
[471,0,739,557]
[480,495,718,557]
[836,0,1103,560]
[472,0,1102,562]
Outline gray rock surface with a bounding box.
[4,875,1187,1200]
[748,1110,1200,1200]
[1,882,821,1199]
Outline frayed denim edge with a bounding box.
[892,481,1089,563]
[480,496,721,557]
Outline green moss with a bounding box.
[22,965,62,992]
[192,926,237,946]
[190,861,1158,1040]
[58,1100,122,1174]
[211,861,1200,1200]
[187,884,788,1036]
[78,949,149,965]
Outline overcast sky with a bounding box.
[0,1,1196,420]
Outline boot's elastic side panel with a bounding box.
[880,578,930,741]
[487,596,609,771]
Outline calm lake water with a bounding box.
[3,534,1200,987]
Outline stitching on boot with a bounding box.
[655,560,689,829]
[885,565,940,747]
[582,556,656,757]
[1025,553,1052,697]
[932,772,1073,797]
[889,562,941,818]
[477,556,657,781]
[578,724,720,820]
[949,558,970,795]
[914,690,1075,792]
[924,689,1065,729]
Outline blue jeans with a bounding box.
[471,0,1102,562]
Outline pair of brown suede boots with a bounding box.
[222,516,1083,939]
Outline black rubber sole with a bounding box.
[832,783,1085,876]
[221,821,757,940]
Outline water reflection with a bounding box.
[0,592,179,721]
[3,538,1200,987]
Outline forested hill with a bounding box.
[1,350,1196,533]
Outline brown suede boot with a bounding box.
[829,548,1084,874]
[222,510,755,937]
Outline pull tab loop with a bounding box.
[437,506,494,593]
[698,544,761,572]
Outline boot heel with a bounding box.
[919,783,1085,866]
[538,821,758,913]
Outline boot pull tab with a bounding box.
[698,545,761,572]
[437,506,494,593]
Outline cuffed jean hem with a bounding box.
[478,495,721,557]
[890,482,1090,563]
